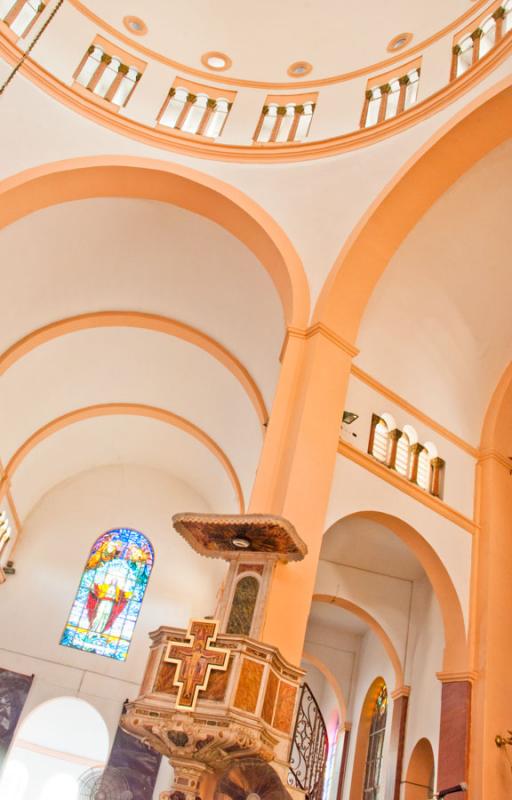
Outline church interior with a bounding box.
[0,1,511,798]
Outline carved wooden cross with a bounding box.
[164,618,230,711]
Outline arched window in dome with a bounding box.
[394,424,416,478]
[0,0,44,38]
[157,81,235,139]
[452,2,512,81]
[60,528,154,661]
[253,93,317,144]
[361,63,421,128]
[73,39,143,108]
[363,683,388,799]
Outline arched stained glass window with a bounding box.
[363,683,388,799]
[60,528,154,662]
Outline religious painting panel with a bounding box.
[0,668,33,772]
[60,527,154,661]
[103,714,162,800]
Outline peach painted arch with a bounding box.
[0,311,269,427]
[314,77,512,341]
[302,649,347,720]
[0,156,309,330]
[480,359,512,451]
[312,593,404,689]
[343,511,467,673]
[0,402,244,512]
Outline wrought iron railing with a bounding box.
[288,682,329,800]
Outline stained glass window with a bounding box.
[363,683,388,799]
[60,528,154,662]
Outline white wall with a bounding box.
[0,463,227,797]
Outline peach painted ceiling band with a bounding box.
[0,156,310,327]
[1,403,245,513]
[0,311,269,427]
[1,30,510,163]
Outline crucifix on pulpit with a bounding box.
[164,618,230,711]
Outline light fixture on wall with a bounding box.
[0,0,65,95]
[342,410,359,425]
[201,51,232,71]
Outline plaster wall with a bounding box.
[327,456,472,630]
[402,578,443,792]
[0,463,226,713]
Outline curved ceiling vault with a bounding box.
[0,164,301,517]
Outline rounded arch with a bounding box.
[314,77,512,342]
[302,650,348,721]
[404,738,435,799]
[0,156,309,330]
[480,359,512,451]
[341,511,467,673]
[0,402,244,512]
[312,594,404,688]
[350,676,388,800]
[0,311,268,427]
[12,695,109,762]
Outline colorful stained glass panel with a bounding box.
[60,528,154,661]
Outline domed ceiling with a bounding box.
[77,0,490,82]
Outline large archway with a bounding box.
[0,156,309,331]
[338,511,467,674]
[314,78,512,344]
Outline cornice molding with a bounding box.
[391,685,411,700]
[477,448,510,471]
[284,325,359,359]
[1,29,511,163]
[436,670,479,684]
[351,365,479,458]
[338,439,478,535]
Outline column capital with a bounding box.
[284,324,359,359]
[436,670,479,684]
[391,685,411,700]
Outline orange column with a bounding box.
[386,687,410,800]
[249,325,357,664]
[470,454,512,799]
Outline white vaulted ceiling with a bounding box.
[79,0,483,81]
[0,197,284,518]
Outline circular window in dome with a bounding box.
[288,61,313,78]
[123,16,148,36]
[387,32,413,52]
[201,51,232,71]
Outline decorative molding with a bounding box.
[0,403,245,513]
[283,325,359,360]
[338,439,477,534]
[0,311,269,427]
[391,685,411,700]
[477,447,510,471]
[436,670,479,684]
[351,365,479,458]
[1,28,511,162]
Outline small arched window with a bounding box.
[417,442,437,491]
[395,425,416,478]
[60,528,154,661]
[363,683,388,799]
[226,575,260,636]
